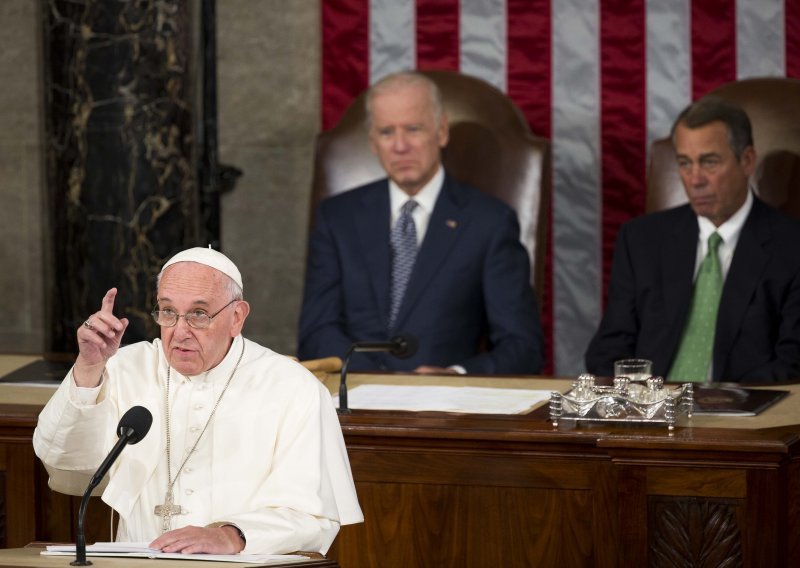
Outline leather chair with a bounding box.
[646,77,800,217]
[310,70,551,303]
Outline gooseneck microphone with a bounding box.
[72,406,153,566]
[338,333,418,413]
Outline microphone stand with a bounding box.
[71,491,92,566]
[337,336,417,414]
[70,406,152,566]
[338,344,357,414]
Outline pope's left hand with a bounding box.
[150,525,244,555]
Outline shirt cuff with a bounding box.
[69,373,103,405]
[448,365,467,375]
[206,522,246,549]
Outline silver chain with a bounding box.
[164,340,246,495]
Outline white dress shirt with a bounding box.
[389,166,444,245]
[693,189,753,281]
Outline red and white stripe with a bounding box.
[321,0,800,376]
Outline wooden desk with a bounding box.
[0,547,338,567]
[322,373,800,567]
[3,360,799,566]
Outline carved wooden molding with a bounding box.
[649,496,743,568]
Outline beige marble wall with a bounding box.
[217,1,320,356]
[0,1,45,353]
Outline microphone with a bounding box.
[72,406,153,566]
[344,334,419,358]
[338,333,418,413]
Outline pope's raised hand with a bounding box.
[74,288,129,387]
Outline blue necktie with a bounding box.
[389,200,419,330]
[669,232,724,382]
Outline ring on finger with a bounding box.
[83,319,94,330]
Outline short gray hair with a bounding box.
[365,71,444,126]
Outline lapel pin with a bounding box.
[446,219,458,229]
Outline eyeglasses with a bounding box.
[151,299,238,329]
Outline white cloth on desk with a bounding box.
[33,335,363,555]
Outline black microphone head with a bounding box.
[117,406,153,445]
[390,333,419,359]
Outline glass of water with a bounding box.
[614,358,652,382]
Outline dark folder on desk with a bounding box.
[0,359,73,385]
[692,386,789,416]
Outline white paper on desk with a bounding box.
[43,542,308,564]
[333,384,552,414]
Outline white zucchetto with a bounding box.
[160,246,243,290]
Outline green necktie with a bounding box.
[669,232,724,383]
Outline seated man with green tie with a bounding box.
[585,97,800,383]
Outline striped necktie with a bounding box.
[388,200,419,330]
[669,232,724,382]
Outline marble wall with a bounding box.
[0,1,46,353]
[43,0,200,352]
[216,1,320,356]
[0,1,321,357]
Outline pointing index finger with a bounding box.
[101,288,118,314]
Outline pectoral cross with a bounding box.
[154,490,185,533]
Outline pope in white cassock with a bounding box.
[33,247,363,555]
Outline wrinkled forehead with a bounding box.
[370,83,440,124]
[674,121,734,155]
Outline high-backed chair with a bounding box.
[646,77,800,217]
[310,70,551,303]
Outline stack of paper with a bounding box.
[43,542,309,564]
[333,384,553,414]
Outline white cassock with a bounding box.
[33,335,363,554]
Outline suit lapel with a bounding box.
[713,199,771,379]
[354,182,392,327]
[393,176,467,330]
[660,207,699,367]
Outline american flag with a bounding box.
[321,0,800,376]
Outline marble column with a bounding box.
[42,0,202,352]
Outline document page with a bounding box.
[43,542,309,564]
[333,384,553,414]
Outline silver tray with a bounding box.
[549,374,694,431]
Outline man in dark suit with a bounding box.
[585,97,800,383]
[298,71,543,373]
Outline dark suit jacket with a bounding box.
[298,174,544,373]
[585,196,800,383]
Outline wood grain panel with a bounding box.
[335,482,595,568]
[646,466,746,498]
[616,465,648,567]
[4,443,35,547]
[348,447,599,489]
[744,467,785,566]
[789,457,800,563]
[591,460,619,568]
[0,469,5,548]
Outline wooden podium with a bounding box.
[0,547,337,567]
[1,360,799,567]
